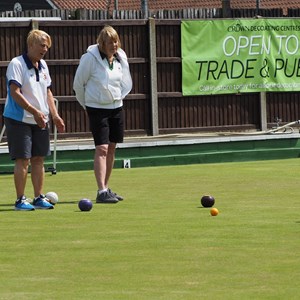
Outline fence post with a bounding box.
[31,19,39,29]
[260,92,267,131]
[149,17,159,136]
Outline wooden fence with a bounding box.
[3,7,300,20]
[0,8,222,20]
[1,8,300,140]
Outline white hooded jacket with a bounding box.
[73,44,132,109]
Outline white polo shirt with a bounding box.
[4,53,51,124]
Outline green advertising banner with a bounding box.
[181,19,300,95]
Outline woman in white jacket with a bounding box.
[73,25,132,203]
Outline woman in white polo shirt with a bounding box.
[73,25,132,204]
[4,29,65,211]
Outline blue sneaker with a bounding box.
[15,196,35,211]
[32,194,54,209]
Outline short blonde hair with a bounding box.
[97,25,121,52]
[27,29,52,48]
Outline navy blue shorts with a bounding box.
[86,106,124,146]
[4,117,50,160]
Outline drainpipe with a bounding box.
[141,0,148,17]
[222,0,231,18]
[256,0,260,15]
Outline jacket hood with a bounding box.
[86,44,101,60]
[86,44,128,62]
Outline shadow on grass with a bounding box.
[55,201,79,204]
[0,208,15,212]
[0,201,80,212]
[0,201,79,206]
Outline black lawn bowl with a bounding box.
[201,195,215,208]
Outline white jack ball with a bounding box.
[46,191,59,204]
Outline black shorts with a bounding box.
[86,106,124,146]
[4,117,50,160]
